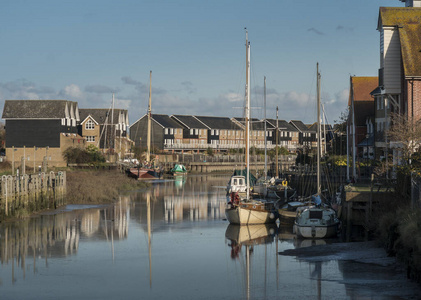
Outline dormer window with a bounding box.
[85,119,95,130]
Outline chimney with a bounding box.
[400,0,421,7]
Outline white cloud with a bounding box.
[60,84,83,99]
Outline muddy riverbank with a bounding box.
[66,170,149,204]
[280,241,421,299]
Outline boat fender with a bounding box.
[282,180,288,187]
[270,213,275,219]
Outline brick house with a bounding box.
[2,100,85,168]
[79,108,132,159]
[347,76,378,178]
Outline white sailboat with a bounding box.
[225,30,277,225]
[294,64,340,239]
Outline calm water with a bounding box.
[0,174,420,300]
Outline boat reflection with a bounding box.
[225,224,277,299]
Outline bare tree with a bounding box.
[386,112,421,167]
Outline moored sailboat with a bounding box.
[129,71,163,180]
[225,30,277,225]
[293,64,340,238]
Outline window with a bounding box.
[195,129,198,135]
[211,130,214,135]
[85,120,95,130]
[190,129,194,135]
[170,128,174,134]
[165,128,169,134]
[86,136,95,142]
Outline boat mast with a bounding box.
[317,63,321,195]
[276,106,279,178]
[147,71,152,162]
[111,93,115,150]
[245,29,251,201]
[264,76,267,178]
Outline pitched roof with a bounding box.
[171,115,208,129]
[2,100,78,119]
[194,116,241,130]
[79,108,128,125]
[266,119,297,131]
[290,120,313,132]
[399,23,421,77]
[232,117,266,130]
[349,77,378,106]
[152,114,183,128]
[378,7,421,29]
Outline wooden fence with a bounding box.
[0,171,66,218]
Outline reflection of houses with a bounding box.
[79,108,132,159]
[130,114,183,150]
[2,100,84,167]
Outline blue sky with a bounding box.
[0,0,403,125]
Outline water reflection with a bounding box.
[0,174,419,299]
[0,196,130,283]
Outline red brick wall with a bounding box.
[406,79,421,121]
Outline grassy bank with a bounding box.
[375,198,421,283]
[66,170,148,204]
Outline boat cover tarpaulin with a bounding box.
[171,164,187,173]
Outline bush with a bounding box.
[63,146,105,164]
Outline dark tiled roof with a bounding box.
[290,120,313,132]
[194,116,241,130]
[2,100,77,119]
[233,117,265,130]
[80,108,128,125]
[153,114,183,128]
[266,119,296,131]
[308,123,333,133]
[171,115,208,129]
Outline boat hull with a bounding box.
[225,203,277,225]
[278,209,297,225]
[294,223,339,239]
[129,168,162,180]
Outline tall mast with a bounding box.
[276,106,279,178]
[317,63,321,195]
[245,29,251,201]
[147,71,152,162]
[111,93,115,150]
[264,76,267,178]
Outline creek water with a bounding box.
[0,174,420,300]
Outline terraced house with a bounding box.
[2,100,84,168]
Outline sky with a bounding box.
[0,0,404,125]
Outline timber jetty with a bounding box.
[0,171,66,219]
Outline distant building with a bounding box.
[2,100,84,168]
[79,108,132,160]
[130,114,184,152]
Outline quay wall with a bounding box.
[0,171,66,219]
